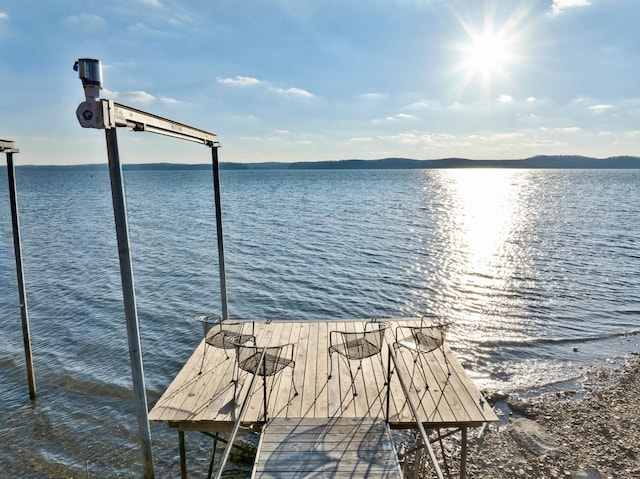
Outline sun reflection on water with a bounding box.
[428,169,539,343]
[446,169,526,271]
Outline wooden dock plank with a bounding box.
[243,321,287,422]
[197,321,257,424]
[285,320,309,419]
[300,321,319,418]
[383,323,417,423]
[252,417,402,479]
[267,320,298,420]
[314,321,329,419]
[326,321,345,418]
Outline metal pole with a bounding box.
[385,348,392,422]
[214,348,267,479]
[6,151,36,399]
[460,427,468,479]
[388,345,445,479]
[105,128,155,479]
[179,430,187,479]
[210,146,228,320]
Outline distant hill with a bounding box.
[222,155,640,170]
[8,155,640,171]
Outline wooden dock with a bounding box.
[149,319,498,477]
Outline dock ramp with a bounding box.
[252,417,403,478]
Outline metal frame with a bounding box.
[387,341,471,479]
[76,59,228,479]
[2,139,37,400]
[387,344,445,479]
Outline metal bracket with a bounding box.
[0,139,20,153]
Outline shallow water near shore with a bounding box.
[1,166,639,477]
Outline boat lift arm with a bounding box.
[74,58,218,146]
[74,58,227,479]
[76,98,219,147]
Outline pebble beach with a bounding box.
[462,355,640,478]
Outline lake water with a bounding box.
[1,166,639,477]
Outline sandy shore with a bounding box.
[459,354,640,478]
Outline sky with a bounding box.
[1,0,639,165]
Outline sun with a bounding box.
[449,7,527,99]
[462,32,512,77]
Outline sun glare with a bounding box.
[450,6,528,98]
[463,33,511,76]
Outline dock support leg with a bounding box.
[207,433,219,479]
[6,151,36,400]
[179,430,187,479]
[105,128,155,478]
[210,145,228,321]
[460,427,468,479]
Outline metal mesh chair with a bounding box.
[229,339,298,422]
[328,320,389,397]
[195,315,255,374]
[395,315,452,376]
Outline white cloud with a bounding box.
[359,93,386,100]
[217,76,261,86]
[160,96,180,104]
[527,97,536,103]
[128,23,167,35]
[491,132,524,140]
[274,129,290,134]
[102,88,119,99]
[239,135,265,141]
[385,113,417,121]
[589,104,613,113]
[406,100,436,110]
[66,13,105,28]
[377,132,456,145]
[231,114,259,122]
[120,91,156,104]
[497,95,513,103]
[271,87,315,98]
[0,12,9,20]
[551,0,591,15]
[137,0,162,7]
[556,127,581,133]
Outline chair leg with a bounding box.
[378,353,388,386]
[262,373,268,422]
[199,344,208,375]
[348,360,358,397]
[409,351,430,393]
[445,357,452,376]
[328,350,334,379]
[440,346,452,376]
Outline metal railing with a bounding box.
[213,347,266,479]
[387,344,445,479]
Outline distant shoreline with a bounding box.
[6,154,640,170]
